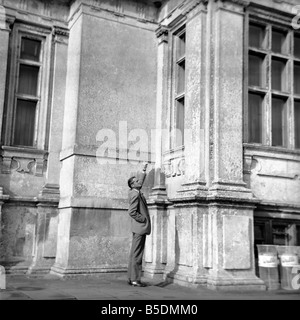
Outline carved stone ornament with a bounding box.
[1,146,47,177]
[163,157,185,177]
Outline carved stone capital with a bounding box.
[0,7,14,32]
[5,16,15,31]
[155,25,168,43]
[52,26,69,45]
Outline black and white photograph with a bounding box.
[0,0,299,307]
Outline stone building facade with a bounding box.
[0,0,299,290]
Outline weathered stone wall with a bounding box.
[0,204,36,273]
[0,0,69,274]
[52,0,158,275]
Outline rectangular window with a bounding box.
[249,23,267,49]
[294,63,300,95]
[12,36,42,147]
[173,28,186,148]
[20,38,41,61]
[247,21,300,149]
[14,99,36,146]
[249,54,266,87]
[295,101,300,149]
[254,218,300,247]
[18,64,39,96]
[248,93,263,143]
[271,97,287,147]
[176,97,185,147]
[272,58,288,92]
[272,224,289,246]
[272,29,288,55]
[177,60,185,94]
[295,34,300,58]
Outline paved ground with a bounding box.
[0,273,300,300]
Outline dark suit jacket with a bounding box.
[127,172,151,236]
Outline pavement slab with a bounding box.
[0,274,299,301]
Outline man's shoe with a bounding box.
[127,279,132,285]
[131,281,146,287]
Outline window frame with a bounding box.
[244,14,300,151]
[170,24,186,150]
[3,23,52,150]
[254,217,300,247]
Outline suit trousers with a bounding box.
[127,232,146,282]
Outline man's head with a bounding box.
[128,176,142,190]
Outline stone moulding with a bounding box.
[247,1,295,26]
[52,26,69,44]
[50,265,127,277]
[160,0,208,28]
[1,146,48,177]
[2,0,69,24]
[68,0,158,31]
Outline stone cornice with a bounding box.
[214,0,249,15]
[68,0,159,30]
[160,0,207,28]
[52,25,69,44]
[215,0,250,7]
[2,0,69,24]
[155,24,168,43]
[155,24,168,38]
[247,1,295,26]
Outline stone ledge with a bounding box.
[206,276,266,291]
[50,265,127,278]
[1,145,48,176]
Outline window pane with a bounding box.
[177,32,186,59]
[249,54,266,87]
[18,64,39,96]
[254,224,265,243]
[294,34,300,58]
[177,60,185,94]
[14,99,36,146]
[272,224,289,246]
[272,97,287,147]
[20,38,41,62]
[272,29,287,54]
[272,58,288,92]
[248,93,263,143]
[294,63,300,95]
[176,97,185,147]
[249,24,266,49]
[295,101,300,149]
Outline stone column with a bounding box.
[144,25,169,280]
[149,25,168,200]
[50,8,83,276]
[0,7,11,278]
[27,202,59,274]
[0,5,10,142]
[205,0,265,290]
[39,26,69,199]
[28,27,69,275]
[166,0,209,288]
[0,191,9,282]
[178,2,208,198]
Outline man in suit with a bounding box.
[127,163,151,287]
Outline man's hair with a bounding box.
[128,176,135,189]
